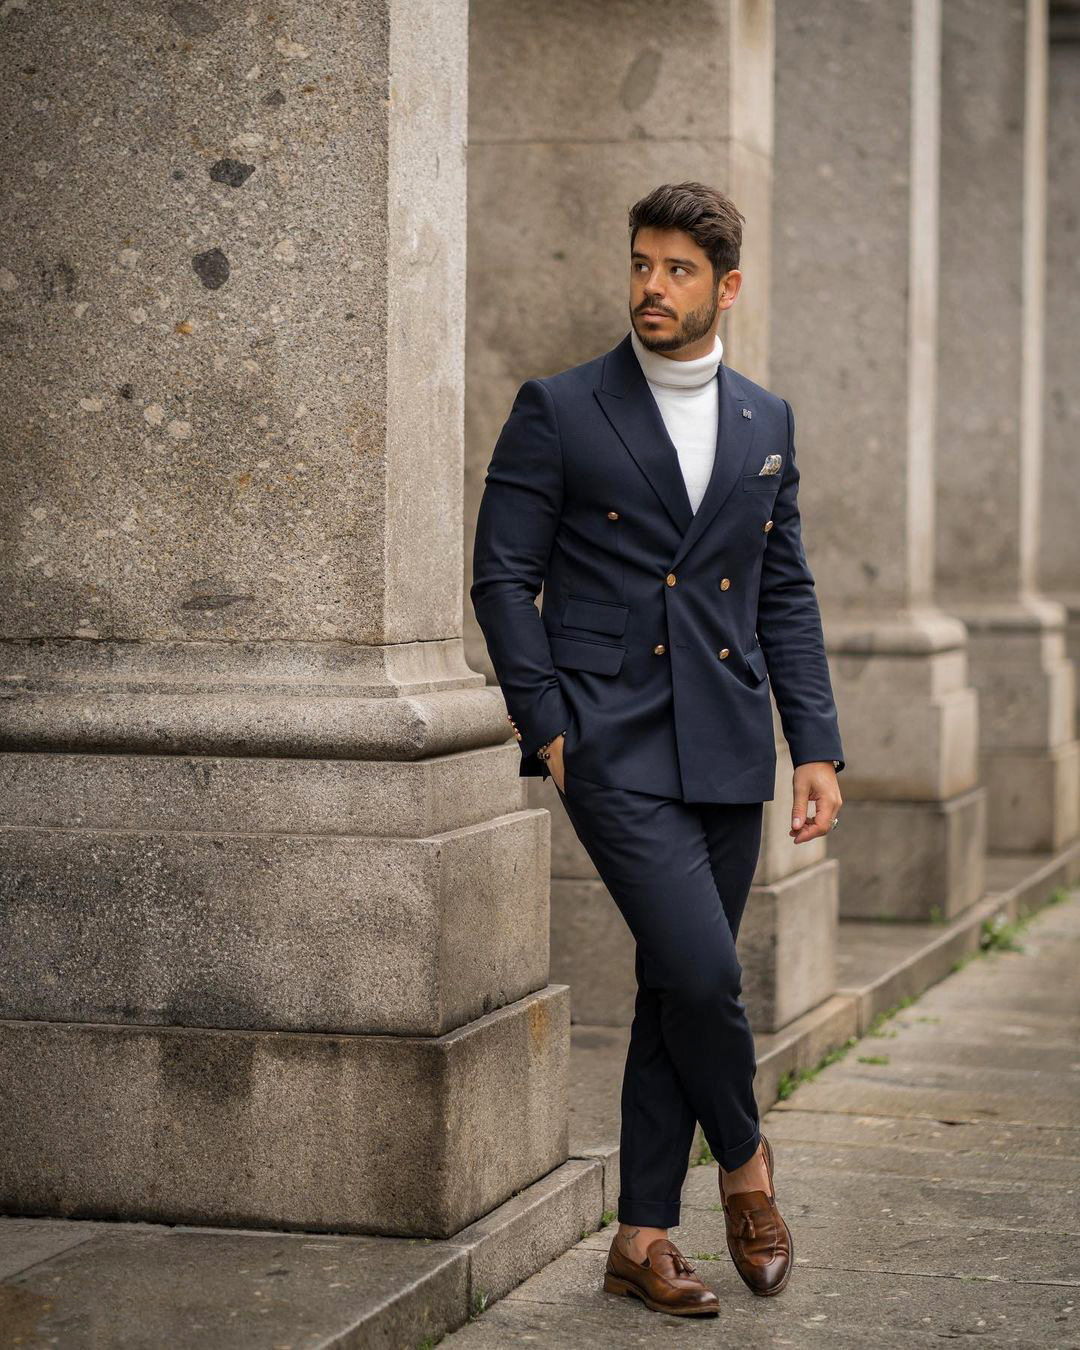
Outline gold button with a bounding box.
[607,510,620,520]
[720,577,731,590]
[666,573,677,586]
[653,643,666,655]
[514,731,523,741]
[763,519,774,533]
[718,647,730,659]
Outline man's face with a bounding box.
[629,225,734,355]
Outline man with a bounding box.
[470,182,845,1314]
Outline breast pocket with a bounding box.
[742,472,782,494]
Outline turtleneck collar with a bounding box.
[630,325,724,391]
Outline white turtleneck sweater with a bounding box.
[630,327,724,514]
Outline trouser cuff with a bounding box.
[617,1195,681,1228]
[714,1125,762,1172]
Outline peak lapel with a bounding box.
[668,363,758,570]
[594,333,694,537]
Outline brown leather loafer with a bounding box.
[603,1235,719,1316]
[718,1131,794,1296]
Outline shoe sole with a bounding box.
[602,1273,719,1316]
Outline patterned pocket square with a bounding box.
[757,454,783,476]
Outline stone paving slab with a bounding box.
[0,1225,468,1349]
[851,1030,1080,1073]
[762,1108,1080,1160]
[676,1157,1080,1229]
[448,1246,1077,1347]
[716,1135,1080,1187]
[0,1219,103,1281]
[771,1078,1080,1129]
[571,1210,1080,1285]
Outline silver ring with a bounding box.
[830,815,840,830]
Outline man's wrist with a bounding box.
[536,729,567,761]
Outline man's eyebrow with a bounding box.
[631,251,698,267]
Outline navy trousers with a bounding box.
[555,764,764,1229]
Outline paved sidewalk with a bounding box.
[445,888,1080,1348]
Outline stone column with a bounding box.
[0,0,568,1239]
[467,0,839,1033]
[936,0,1079,852]
[1042,4,1080,755]
[772,0,987,919]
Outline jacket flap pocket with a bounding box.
[550,634,626,676]
[561,595,630,637]
[745,644,768,682]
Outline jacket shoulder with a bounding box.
[723,364,789,418]
[531,349,607,401]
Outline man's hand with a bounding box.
[790,761,842,844]
[546,734,567,795]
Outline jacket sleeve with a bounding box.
[470,378,572,776]
[755,397,846,774]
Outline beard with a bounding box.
[631,291,719,353]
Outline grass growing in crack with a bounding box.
[691,1135,716,1166]
[601,1209,616,1226]
[775,992,925,1100]
[776,1035,859,1099]
[950,887,1071,972]
[866,993,919,1038]
[469,1289,488,1321]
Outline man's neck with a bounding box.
[630,327,724,390]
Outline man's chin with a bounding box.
[635,324,688,353]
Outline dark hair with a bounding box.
[628,181,745,281]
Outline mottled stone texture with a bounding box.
[935,0,1078,850]
[1042,20,1080,758]
[771,0,988,915]
[0,0,573,1241]
[0,771,550,1036]
[0,0,464,652]
[0,986,571,1239]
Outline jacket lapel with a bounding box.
[669,362,758,570]
[593,332,759,567]
[594,332,694,537]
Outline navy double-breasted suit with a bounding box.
[470,330,845,803]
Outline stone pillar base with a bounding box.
[981,741,1080,853]
[0,985,570,1240]
[827,785,987,921]
[952,598,1080,852]
[824,610,987,919]
[740,857,839,1033]
[0,695,564,1238]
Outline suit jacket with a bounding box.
[470,330,846,802]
